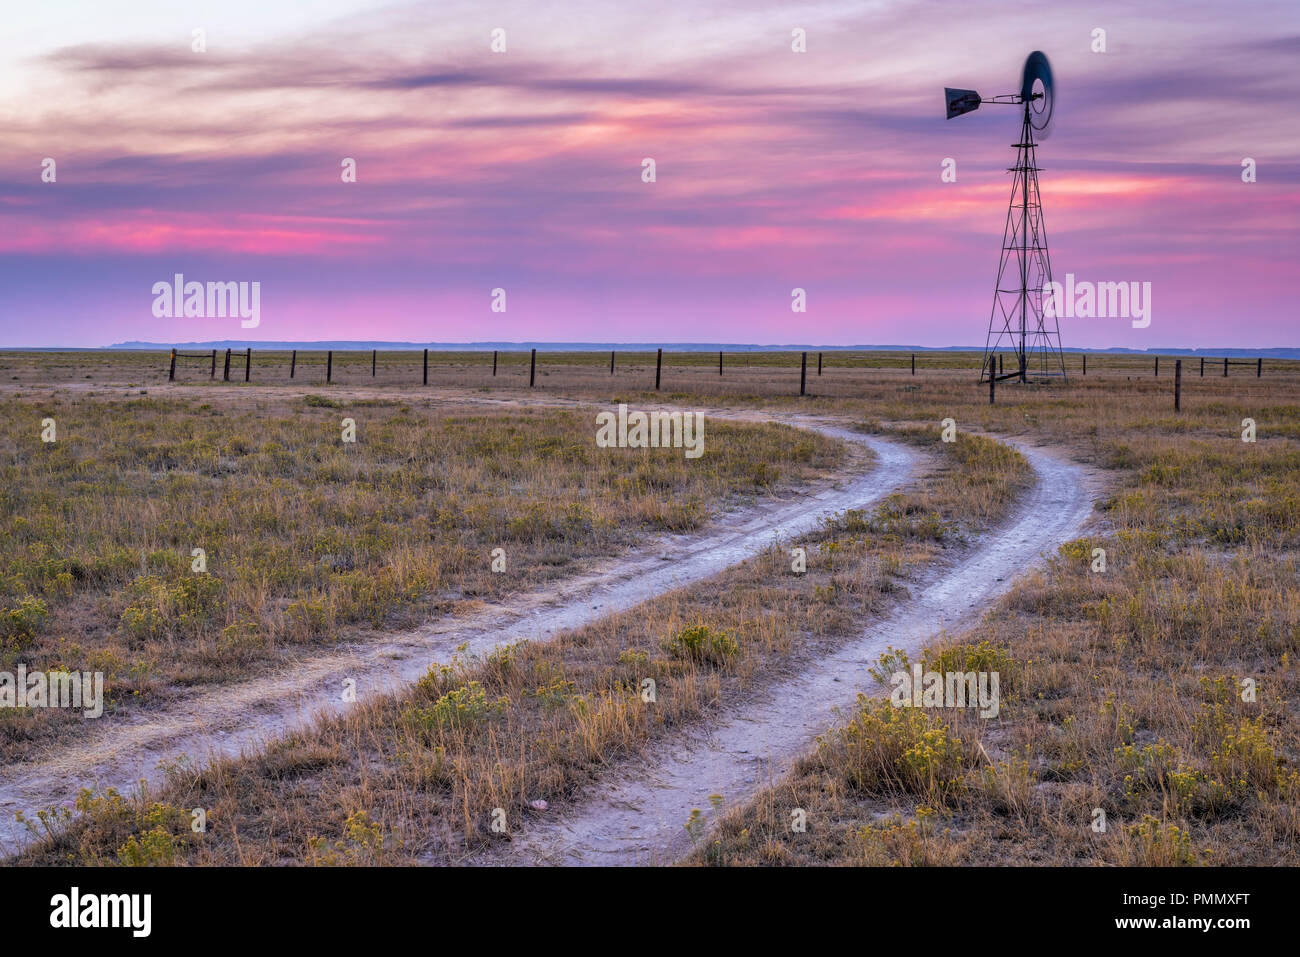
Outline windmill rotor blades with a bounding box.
[1021,50,1055,135]
[945,87,981,119]
[943,51,1056,134]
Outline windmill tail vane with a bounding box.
[945,51,1067,384]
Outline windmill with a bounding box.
[946,51,1067,383]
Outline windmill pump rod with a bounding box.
[980,92,1041,106]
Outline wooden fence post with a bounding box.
[493,350,498,377]
[999,354,1003,376]
[168,349,177,381]
[800,352,807,396]
[719,350,723,376]
[423,348,428,385]
[245,348,251,382]
[1082,353,1086,376]
[989,356,996,405]
[1154,356,1159,377]
[609,350,614,375]
[371,349,376,377]
[1257,357,1263,377]
[655,348,662,391]
[327,350,332,383]
[223,348,231,381]
[290,349,296,379]
[1223,357,1229,377]
[817,351,822,376]
[530,348,536,387]
[1174,359,1182,411]
[911,353,915,375]
[210,348,217,379]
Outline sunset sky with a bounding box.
[1,0,1297,348]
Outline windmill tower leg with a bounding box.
[1019,102,1029,383]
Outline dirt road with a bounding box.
[0,417,919,854]
[477,439,1101,866]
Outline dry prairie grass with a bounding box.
[6,349,1299,866]
[17,427,1027,865]
[688,371,1300,867]
[0,390,842,757]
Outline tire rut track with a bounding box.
[475,438,1102,866]
[0,417,919,854]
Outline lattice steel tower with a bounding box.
[946,52,1067,383]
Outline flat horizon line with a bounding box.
[6,341,1300,358]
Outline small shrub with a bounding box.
[404,681,509,732]
[0,596,49,650]
[822,696,964,802]
[1121,815,1199,866]
[306,810,387,865]
[665,624,739,666]
[117,827,178,866]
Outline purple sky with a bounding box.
[2,0,1297,348]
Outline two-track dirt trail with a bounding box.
[0,419,919,853]
[479,440,1102,866]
